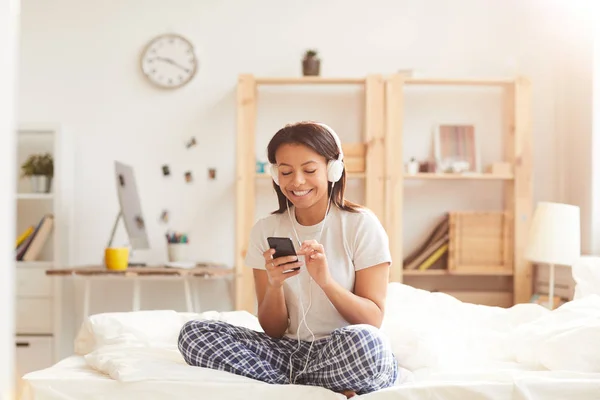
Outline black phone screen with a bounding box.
[267,237,300,273]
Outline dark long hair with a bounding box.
[267,121,362,215]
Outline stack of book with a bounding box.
[15,214,54,261]
[403,214,449,271]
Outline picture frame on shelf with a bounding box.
[433,123,480,173]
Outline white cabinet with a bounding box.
[15,336,54,399]
[15,336,54,374]
[14,123,73,394]
[14,268,55,398]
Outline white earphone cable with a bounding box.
[286,183,335,384]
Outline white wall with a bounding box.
[17,0,592,356]
[592,9,600,255]
[1,0,19,397]
[549,1,598,254]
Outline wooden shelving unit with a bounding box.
[234,73,533,312]
[385,74,533,305]
[235,74,387,313]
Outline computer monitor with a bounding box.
[107,161,150,257]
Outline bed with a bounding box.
[21,256,600,400]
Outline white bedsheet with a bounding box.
[21,355,347,400]
[21,261,600,400]
[21,354,600,400]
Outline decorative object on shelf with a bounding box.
[140,33,197,89]
[525,202,580,310]
[450,160,471,173]
[419,160,436,173]
[433,124,479,173]
[405,157,419,175]
[341,143,366,173]
[255,158,267,174]
[302,49,321,76]
[485,162,512,176]
[20,153,54,193]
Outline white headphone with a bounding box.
[270,122,345,186]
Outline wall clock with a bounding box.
[140,33,197,89]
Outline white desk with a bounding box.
[46,264,235,318]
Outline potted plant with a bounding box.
[21,153,54,193]
[302,49,321,76]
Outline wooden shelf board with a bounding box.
[17,193,54,200]
[254,172,366,179]
[403,268,513,276]
[452,268,514,276]
[404,78,514,87]
[254,77,366,85]
[16,261,54,268]
[403,269,448,276]
[404,173,513,180]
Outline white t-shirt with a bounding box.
[244,205,392,341]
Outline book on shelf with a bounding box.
[403,214,449,271]
[418,243,448,271]
[15,226,34,248]
[16,214,54,262]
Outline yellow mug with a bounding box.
[104,247,129,271]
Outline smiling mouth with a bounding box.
[291,189,312,197]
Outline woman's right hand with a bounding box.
[263,249,302,288]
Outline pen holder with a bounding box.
[167,243,189,262]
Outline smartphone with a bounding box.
[267,237,301,273]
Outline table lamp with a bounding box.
[525,202,580,309]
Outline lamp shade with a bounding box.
[525,202,581,265]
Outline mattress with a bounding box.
[20,280,600,399]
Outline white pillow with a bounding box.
[74,309,263,355]
[74,310,185,355]
[572,256,600,299]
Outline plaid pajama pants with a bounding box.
[178,320,398,395]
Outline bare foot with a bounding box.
[339,390,357,398]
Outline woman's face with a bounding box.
[274,143,329,212]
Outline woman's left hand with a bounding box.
[298,239,332,288]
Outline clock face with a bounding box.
[140,34,197,89]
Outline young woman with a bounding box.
[178,121,398,397]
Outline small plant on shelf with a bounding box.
[21,153,54,193]
[302,49,321,76]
